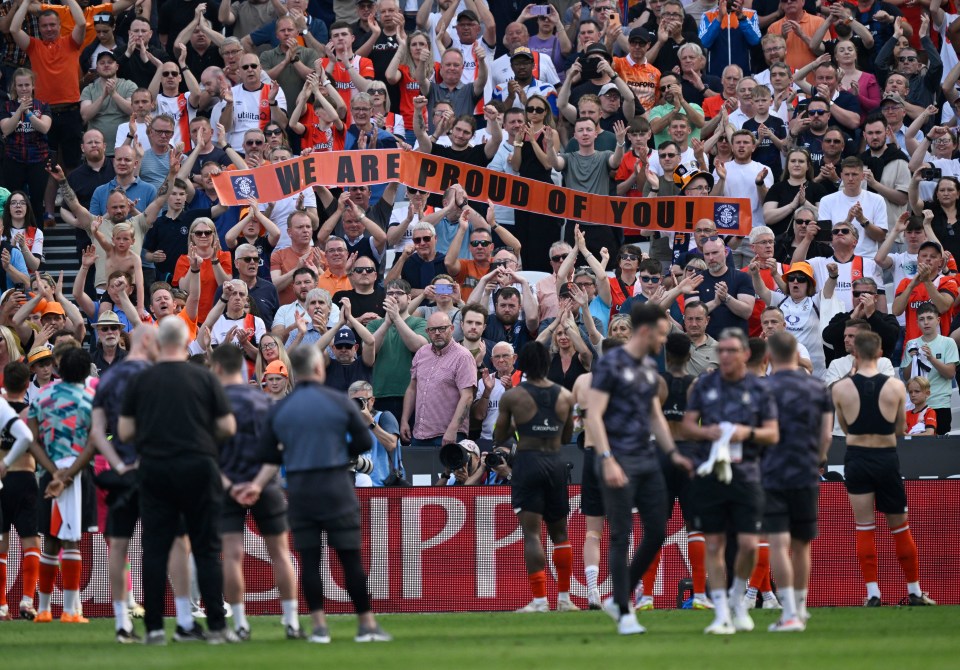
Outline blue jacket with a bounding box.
[698,9,761,77]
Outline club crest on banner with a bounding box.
[714,203,739,230]
[231,175,259,200]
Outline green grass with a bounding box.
[3,608,957,670]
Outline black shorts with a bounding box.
[843,446,908,515]
[0,471,39,537]
[762,486,819,541]
[37,469,98,537]
[660,445,696,522]
[511,450,569,524]
[221,480,288,536]
[289,508,361,552]
[688,477,764,535]
[46,107,83,169]
[580,447,604,517]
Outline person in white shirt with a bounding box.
[200,280,267,371]
[716,129,773,228]
[220,54,287,149]
[823,318,896,388]
[817,156,889,259]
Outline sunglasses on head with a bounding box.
[470,240,492,247]
[93,14,112,24]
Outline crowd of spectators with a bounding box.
[2,0,960,488]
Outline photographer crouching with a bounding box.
[347,381,402,487]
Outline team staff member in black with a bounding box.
[495,342,577,615]
[683,327,779,636]
[119,317,237,645]
[235,346,390,644]
[65,327,191,643]
[832,331,935,608]
[210,345,302,642]
[586,303,693,636]
[763,332,834,632]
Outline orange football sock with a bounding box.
[529,570,547,599]
[38,554,58,598]
[752,543,772,591]
[21,548,40,603]
[642,549,662,597]
[553,543,572,593]
[855,525,878,583]
[891,523,919,583]
[61,551,82,592]
[688,532,707,593]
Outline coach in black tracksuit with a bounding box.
[119,318,236,642]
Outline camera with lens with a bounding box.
[353,397,367,411]
[352,455,374,475]
[440,442,471,470]
[484,448,513,469]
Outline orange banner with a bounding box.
[212,150,753,235]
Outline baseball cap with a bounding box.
[881,92,905,107]
[510,46,535,61]
[918,240,943,255]
[598,83,621,97]
[264,361,288,377]
[584,43,612,60]
[457,9,479,23]
[334,327,357,346]
[628,27,654,44]
[96,50,117,63]
[458,439,480,458]
[41,302,65,317]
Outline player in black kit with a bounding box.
[496,342,576,614]
[762,332,834,632]
[683,328,779,635]
[586,303,693,636]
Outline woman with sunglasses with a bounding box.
[254,333,293,388]
[508,93,563,272]
[749,260,826,378]
[1,68,53,225]
[367,84,405,143]
[385,30,434,146]
[909,170,960,260]
[263,123,287,151]
[1,191,44,271]
[773,206,833,265]
[173,218,233,322]
[763,149,828,236]
[537,305,592,392]
[608,244,643,318]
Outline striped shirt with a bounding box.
[410,341,477,440]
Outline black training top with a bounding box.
[515,381,563,439]
[220,384,274,483]
[845,374,896,436]
[93,358,151,465]
[762,369,834,489]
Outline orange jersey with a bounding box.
[612,56,660,112]
[300,105,346,152]
[42,3,112,49]
[320,56,375,125]
[396,63,433,131]
[896,275,959,342]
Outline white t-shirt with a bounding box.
[770,292,826,379]
[115,119,150,149]
[474,379,506,441]
[156,92,198,149]
[817,189,889,259]
[448,35,495,107]
[226,83,288,148]
[649,146,698,176]
[211,313,266,348]
[716,160,773,227]
[807,254,884,311]
[885,250,918,326]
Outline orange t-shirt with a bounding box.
[320,56,375,125]
[454,259,490,301]
[615,151,645,198]
[896,275,959,342]
[43,3,111,49]
[26,35,82,104]
[613,57,660,112]
[317,269,353,298]
[299,105,346,152]
[172,251,233,323]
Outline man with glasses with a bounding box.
[318,191,387,264]
[80,50,138,158]
[138,115,178,190]
[817,156,889,259]
[401,311,477,447]
[366,279,428,422]
[221,54,287,149]
[694,237,756,337]
[445,224,495,301]
[90,309,128,374]
[213,243,279,330]
[387,222,447,297]
[789,97,849,172]
[739,226,780,336]
[877,38,942,109]
[151,56,202,150]
[878,92,920,157]
[793,219,886,312]
[344,91,398,152]
[272,267,323,341]
[333,255,385,325]
[773,207,832,265]
[325,321,377,392]
[316,236,354,298]
[649,119,698,176]
[647,72,704,147]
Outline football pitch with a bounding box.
[3,607,957,670]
